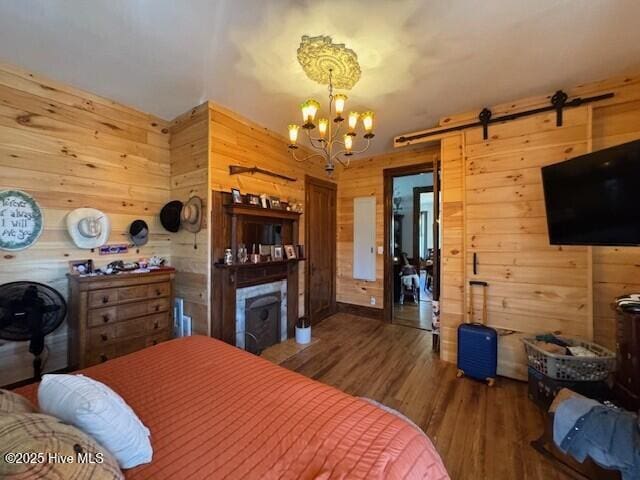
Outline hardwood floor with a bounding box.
[279,313,571,480]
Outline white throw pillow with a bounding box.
[38,374,152,469]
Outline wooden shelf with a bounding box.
[214,258,306,269]
[225,203,302,220]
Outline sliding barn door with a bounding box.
[464,106,592,339]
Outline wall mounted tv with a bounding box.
[541,139,640,246]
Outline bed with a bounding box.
[15,336,449,479]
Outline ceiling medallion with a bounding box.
[297,35,361,90]
[288,35,374,176]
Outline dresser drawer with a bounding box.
[88,289,118,308]
[148,282,170,299]
[88,317,150,348]
[88,299,170,327]
[117,284,151,302]
[88,307,117,327]
[146,313,170,333]
[86,337,147,365]
[146,331,171,347]
[147,297,170,314]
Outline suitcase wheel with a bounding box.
[487,378,496,387]
[456,369,464,378]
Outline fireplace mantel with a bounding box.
[211,191,303,345]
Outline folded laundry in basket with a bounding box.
[567,346,597,357]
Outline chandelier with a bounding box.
[287,35,375,175]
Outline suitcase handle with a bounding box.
[468,281,489,325]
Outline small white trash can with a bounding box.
[295,326,311,344]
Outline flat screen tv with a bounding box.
[541,139,640,246]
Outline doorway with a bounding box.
[305,175,337,325]
[383,163,439,331]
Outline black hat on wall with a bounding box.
[129,220,149,246]
[160,200,183,232]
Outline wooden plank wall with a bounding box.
[0,63,171,386]
[433,73,640,361]
[439,135,465,363]
[591,93,640,350]
[335,147,440,309]
[169,103,211,335]
[464,107,591,345]
[208,103,328,318]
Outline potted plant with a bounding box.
[295,316,311,344]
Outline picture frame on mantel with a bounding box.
[231,188,243,204]
[284,244,297,260]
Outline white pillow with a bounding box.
[38,374,152,469]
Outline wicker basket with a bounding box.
[522,337,615,381]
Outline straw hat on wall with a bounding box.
[180,196,203,233]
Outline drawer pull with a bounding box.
[155,289,162,296]
[152,340,158,346]
[100,354,107,362]
[153,321,159,330]
[102,296,109,304]
[102,315,110,323]
[100,334,108,342]
[154,305,160,312]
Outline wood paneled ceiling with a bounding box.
[1,0,639,155]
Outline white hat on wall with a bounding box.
[66,208,111,249]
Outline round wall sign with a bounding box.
[0,190,44,251]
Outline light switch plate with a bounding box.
[377,246,384,255]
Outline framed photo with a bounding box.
[270,196,281,209]
[247,194,260,206]
[231,188,243,204]
[69,259,93,275]
[284,244,297,260]
[271,245,283,261]
[259,194,270,209]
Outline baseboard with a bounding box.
[336,302,384,321]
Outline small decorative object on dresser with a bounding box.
[67,269,175,369]
[68,259,93,275]
[259,194,270,208]
[231,188,243,204]
[247,194,260,206]
[284,244,297,260]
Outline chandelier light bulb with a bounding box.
[334,94,347,118]
[318,118,329,139]
[301,99,320,128]
[288,124,299,147]
[348,111,359,135]
[362,111,375,138]
[344,134,353,154]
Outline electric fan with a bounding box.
[0,282,67,380]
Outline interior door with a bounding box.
[305,175,337,325]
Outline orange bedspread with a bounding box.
[16,336,449,479]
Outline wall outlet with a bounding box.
[370,296,376,306]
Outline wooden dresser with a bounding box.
[68,270,175,369]
[614,307,640,410]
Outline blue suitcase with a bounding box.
[457,281,497,386]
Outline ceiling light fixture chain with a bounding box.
[287,35,375,176]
